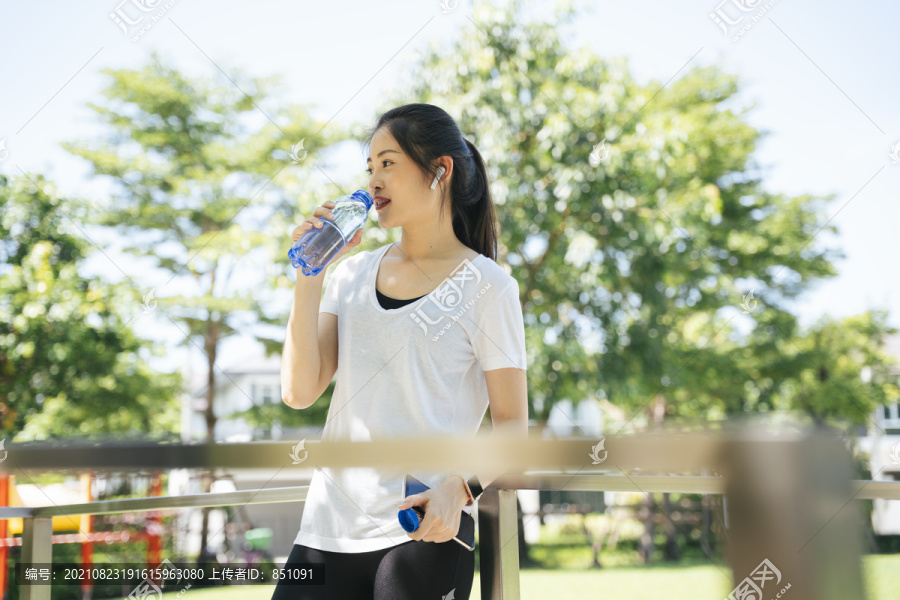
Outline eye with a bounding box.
[365,160,392,175]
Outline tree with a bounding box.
[772,311,898,426]
[395,0,854,429]
[64,52,347,563]
[383,0,896,562]
[0,173,182,441]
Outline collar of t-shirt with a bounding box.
[374,287,425,310]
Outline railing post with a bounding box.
[477,488,520,600]
[20,516,53,600]
[721,430,866,600]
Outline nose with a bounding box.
[368,175,381,195]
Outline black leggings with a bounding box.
[270,540,475,600]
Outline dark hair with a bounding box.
[364,103,498,261]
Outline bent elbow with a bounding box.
[282,392,313,410]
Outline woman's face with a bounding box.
[366,127,437,229]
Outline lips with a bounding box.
[374,196,391,210]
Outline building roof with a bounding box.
[188,352,282,397]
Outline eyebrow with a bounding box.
[366,149,400,163]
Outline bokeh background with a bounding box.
[2,0,899,598]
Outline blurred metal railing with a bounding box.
[2,432,900,600]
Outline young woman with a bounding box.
[275,103,528,600]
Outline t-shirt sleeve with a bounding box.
[319,261,343,315]
[473,278,527,371]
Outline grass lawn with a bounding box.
[162,554,900,599]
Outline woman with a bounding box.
[275,103,528,600]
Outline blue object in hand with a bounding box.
[288,189,373,276]
[398,506,426,533]
[398,475,475,550]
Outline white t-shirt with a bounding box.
[292,242,528,553]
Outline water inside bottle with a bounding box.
[289,198,370,275]
[290,222,346,276]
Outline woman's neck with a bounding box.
[396,227,467,262]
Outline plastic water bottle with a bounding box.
[288,190,373,276]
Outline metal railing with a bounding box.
[3,432,900,600]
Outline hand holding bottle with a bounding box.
[290,201,361,265]
[288,190,372,275]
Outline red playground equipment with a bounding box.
[0,471,164,598]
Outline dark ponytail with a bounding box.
[364,104,499,261]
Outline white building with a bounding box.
[175,352,320,559]
[862,333,900,534]
[182,353,298,443]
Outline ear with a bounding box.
[433,156,453,188]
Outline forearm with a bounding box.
[442,417,528,505]
[478,417,528,489]
[281,270,327,407]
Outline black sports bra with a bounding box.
[375,288,426,310]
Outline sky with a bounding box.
[1,0,898,385]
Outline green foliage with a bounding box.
[768,312,898,424]
[64,51,351,439]
[378,0,894,428]
[13,2,890,443]
[0,174,182,440]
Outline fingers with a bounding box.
[405,520,452,543]
[419,520,453,543]
[291,202,337,241]
[310,208,334,227]
[339,230,362,253]
[407,510,453,543]
[350,229,363,243]
[412,520,432,542]
[312,204,334,219]
[291,218,318,242]
[291,222,309,242]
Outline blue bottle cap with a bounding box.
[397,508,421,533]
[350,189,374,211]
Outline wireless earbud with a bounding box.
[430,166,446,190]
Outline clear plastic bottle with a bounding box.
[288,190,373,276]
